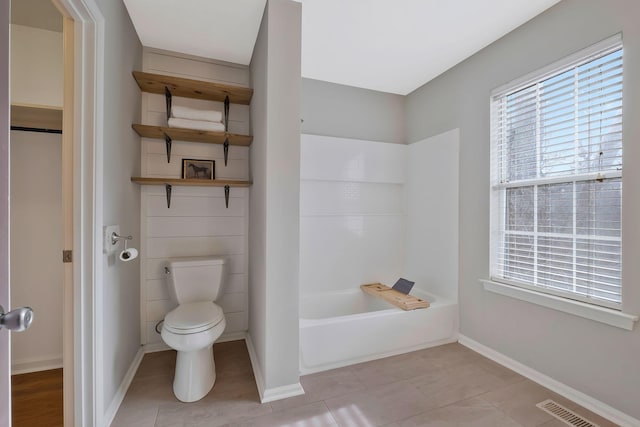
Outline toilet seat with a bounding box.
[164,301,224,335]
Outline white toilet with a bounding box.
[161,256,227,402]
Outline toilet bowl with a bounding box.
[161,257,227,402]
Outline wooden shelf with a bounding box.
[133,71,253,105]
[131,177,252,187]
[132,124,252,146]
[11,105,63,131]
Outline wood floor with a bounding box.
[11,368,63,427]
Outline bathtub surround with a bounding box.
[300,134,406,296]
[405,129,459,302]
[300,131,459,302]
[407,0,640,421]
[248,0,303,402]
[299,131,460,372]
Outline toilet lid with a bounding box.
[164,301,224,334]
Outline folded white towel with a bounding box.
[168,117,226,132]
[171,105,223,123]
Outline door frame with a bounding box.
[51,0,105,425]
[1,0,10,424]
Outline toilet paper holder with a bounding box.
[111,232,133,245]
[111,232,139,262]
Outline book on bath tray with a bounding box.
[392,278,415,295]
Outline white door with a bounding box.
[1,2,36,425]
[1,0,12,425]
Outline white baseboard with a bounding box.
[103,347,144,427]
[260,382,305,403]
[458,335,640,427]
[11,355,63,375]
[244,333,305,403]
[218,331,247,343]
[244,333,266,399]
[143,341,170,353]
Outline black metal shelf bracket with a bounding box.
[165,184,172,209]
[223,138,229,166]
[164,133,172,163]
[165,86,172,121]
[224,185,230,209]
[224,95,230,167]
[224,95,230,131]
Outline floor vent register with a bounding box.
[536,399,600,427]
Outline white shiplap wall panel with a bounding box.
[147,279,168,301]
[141,139,249,179]
[140,50,250,346]
[146,194,246,218]
[147,273,246,302]
[148,300,175,321]
[144,155,249,180]
[147,217,245,237]
[145,138,249,159]
[146,50,250,86]
[145,236,245,261]
[145,254,246,279]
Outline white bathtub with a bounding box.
[299,288,458,374]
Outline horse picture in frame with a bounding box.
[182,158,215,180]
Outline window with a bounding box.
[490,35,623,309]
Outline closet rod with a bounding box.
[10,126,62,134]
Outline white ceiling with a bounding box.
[123,0,562,95]
[122,0,267,65]
[298,0,561,94]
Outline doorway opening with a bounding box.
[9,0,65,424]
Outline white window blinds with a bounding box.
[490,36,623,308]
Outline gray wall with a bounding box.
[302,78,406,144]
[249,0,268,388]
[407,0,640,419]
[95,0,142,414]
[249,0,302,392]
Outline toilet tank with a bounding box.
[166,256,226,304]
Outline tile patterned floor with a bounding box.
[112,341,618,427]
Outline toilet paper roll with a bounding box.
[119,247,138,262]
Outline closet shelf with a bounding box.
[131,177,252,187]
[133,71,253,105]
[132,124,252,146]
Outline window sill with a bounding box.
[480,279,638,331]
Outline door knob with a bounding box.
[0,305,33,332]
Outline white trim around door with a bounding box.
[51,0,104,425]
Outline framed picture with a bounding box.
[182,158,215,180]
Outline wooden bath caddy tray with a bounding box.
[360,283,430,311]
